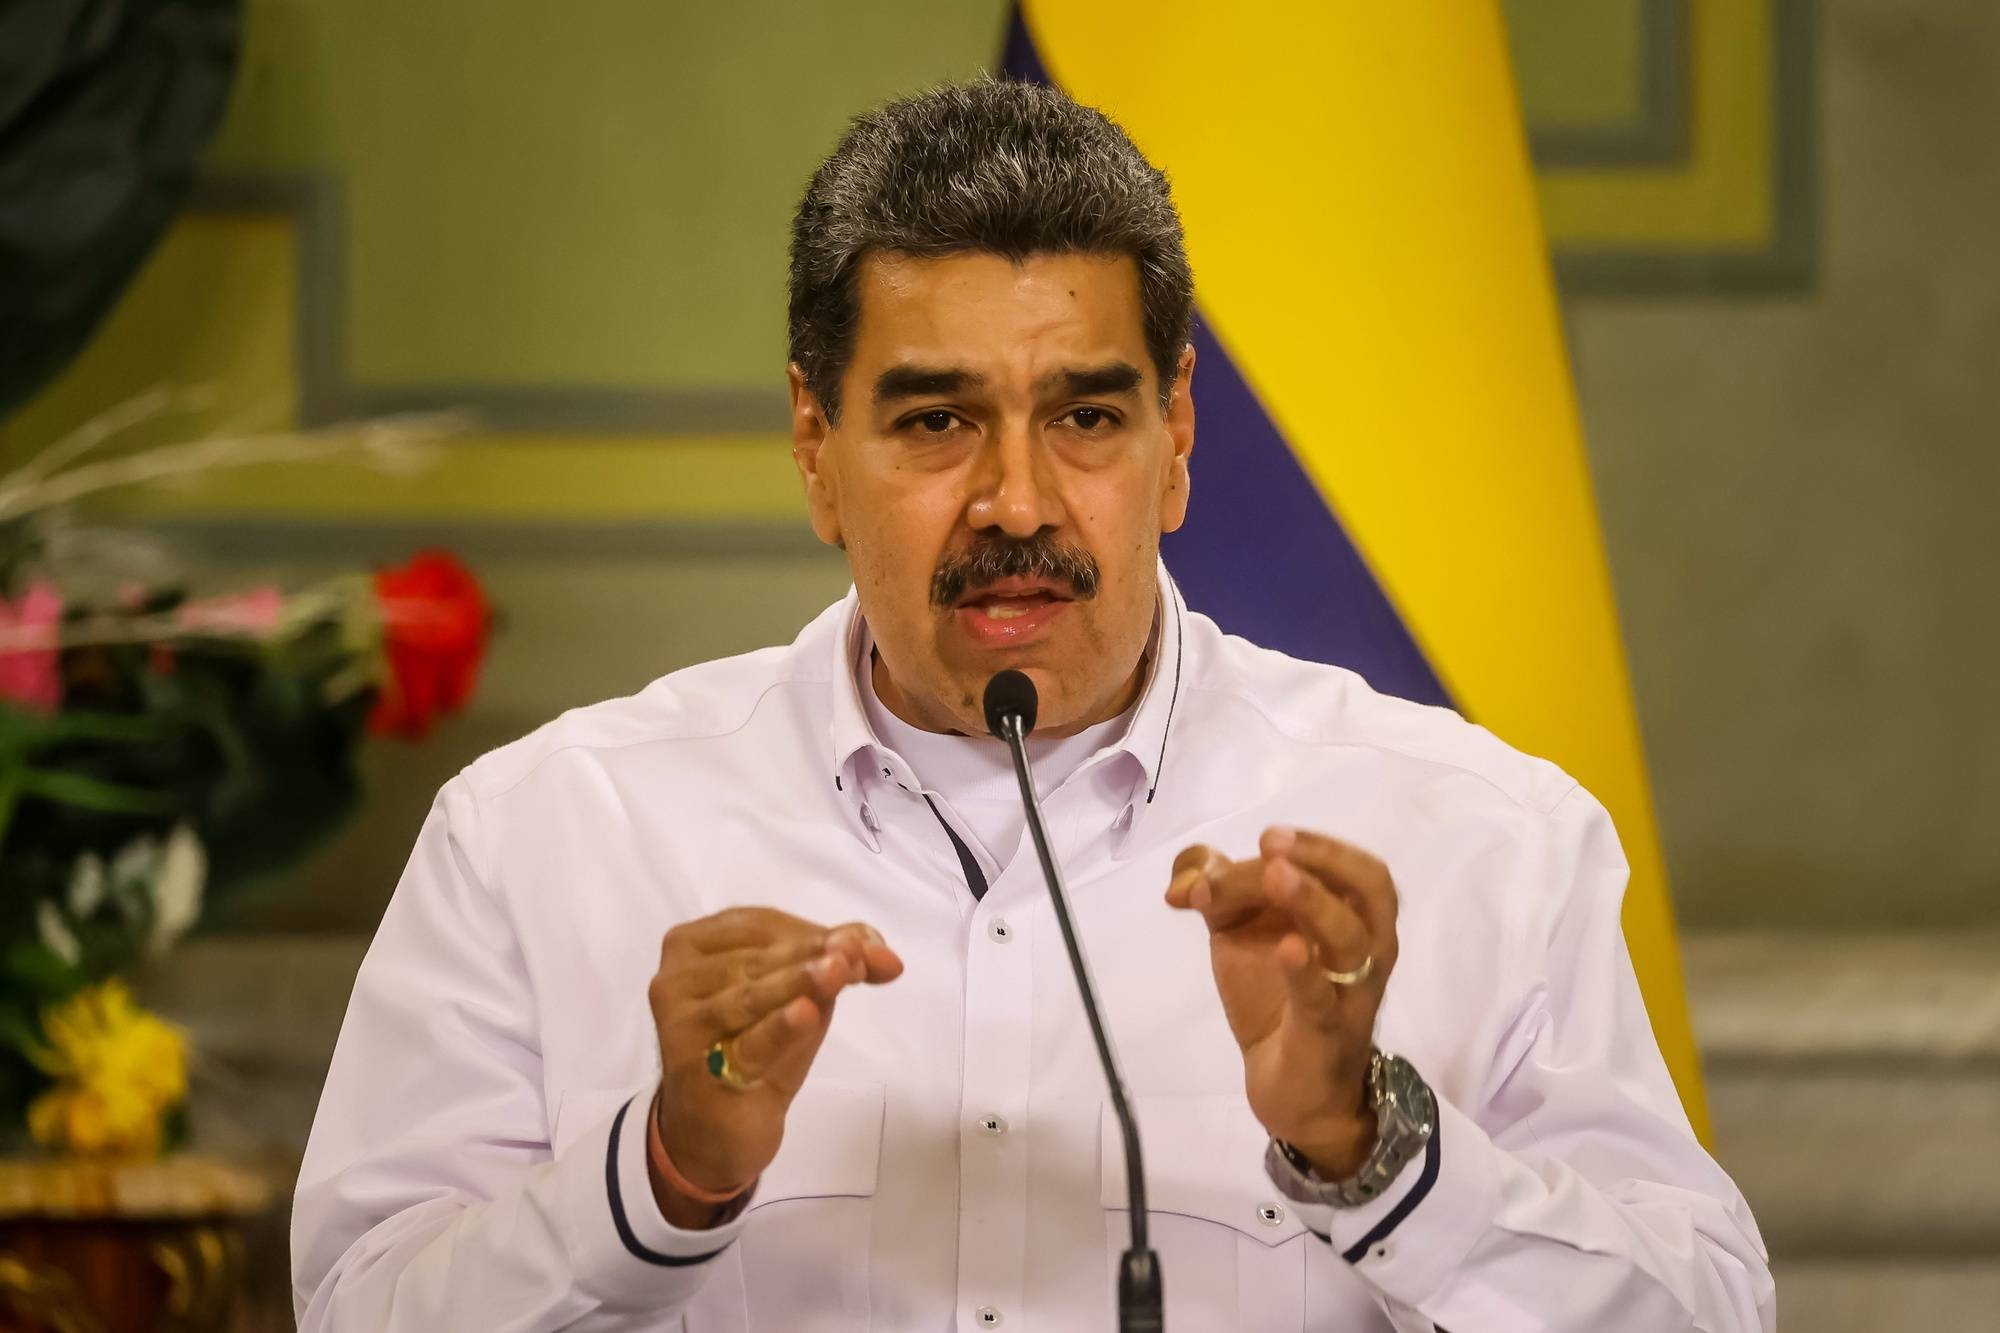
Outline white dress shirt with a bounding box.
[293,563,1774,1332]
[856,628,1133,867]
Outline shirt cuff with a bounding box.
[554,1092,753,1308]
[1285,1093,1501,1309]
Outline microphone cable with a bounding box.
[984,668,1163,1332]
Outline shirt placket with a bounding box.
[956,780,1133,1333]
[952,827,1038,1332]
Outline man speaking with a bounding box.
[293,80,1772,1331]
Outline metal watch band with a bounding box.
[1264,1050,1437,1209]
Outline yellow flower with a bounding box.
[26,980,188,1157]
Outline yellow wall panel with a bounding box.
[1538,0,1774,249]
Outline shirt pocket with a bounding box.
[550,1081,883,1333]
[736,1078,885,1332]
[1100,1095,1310,1333]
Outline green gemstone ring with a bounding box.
[705,1040,757,1091]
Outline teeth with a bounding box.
[981,603,1029,620]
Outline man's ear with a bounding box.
[1160,343,1196,534]
[789,363,843,548]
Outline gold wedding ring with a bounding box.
[1321,953,1376,987]
[705,1040,759,1091]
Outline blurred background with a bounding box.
[1,0,1994,1328]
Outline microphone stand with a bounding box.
[995,709,1164,1332]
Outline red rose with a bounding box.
[369,550,492,739]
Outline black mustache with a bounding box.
[931,537,1101,608]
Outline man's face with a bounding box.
[790,251,1194,737]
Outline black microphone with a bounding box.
[983,669,1163,1332]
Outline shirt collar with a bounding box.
[824,560,1189,845]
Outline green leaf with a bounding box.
[160,1100,191,1152]
[0,764,22,858]
[0,1004,45,1062]
[34,711,174,746]
[0,1047,47,1143]
[2,941,83,1002]
[15,769,178,815]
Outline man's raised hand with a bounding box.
[647,907,902,1224]
[1164,828,1399,1178]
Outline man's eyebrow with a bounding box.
[1043,363,1145,398]
[873,365,985,404]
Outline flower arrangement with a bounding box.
[0,397,488,1156]
[25,980,188,1157]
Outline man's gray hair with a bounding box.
[788,78,1194,423]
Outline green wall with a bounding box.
[210,0,1012,393]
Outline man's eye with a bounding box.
[911,410,961,434]
[1068,407,1115,431]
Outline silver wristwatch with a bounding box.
[1263,1049,1436,1208]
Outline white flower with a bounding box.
[109,834,160,912]
[66,852,107,918]
[147,825,206,956]
[37,901,81,967]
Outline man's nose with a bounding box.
[966,422,1065,538]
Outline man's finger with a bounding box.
[1264,856,1374,978]
[696,954,852,1038]
[725,991,829,1087]
[1167,854,1267,931]
[1165,844,1228,908]
[1278,929,1361,1028]
[1261,827,1399,942]
[664,906,825,959]
[676,934,838,999]
[827,922,905,983]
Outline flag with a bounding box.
[1005,1,1710,1137]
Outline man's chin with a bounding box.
[933,655,1050,728]
[950,663,1102,738]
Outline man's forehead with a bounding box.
[856,251,1144,334]
[848,249,1150,387]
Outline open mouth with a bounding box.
[961,589,1068,620]
[957,577,1074,616]
[951,578,1076,644]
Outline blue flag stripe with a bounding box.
[1166,318,1452,707]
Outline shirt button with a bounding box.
[977,1114,1008,1136]
[1256,1203,1285,1227]
[986,918,1013,943]
[860,805,880,832]
[975,1307,1003,1328]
